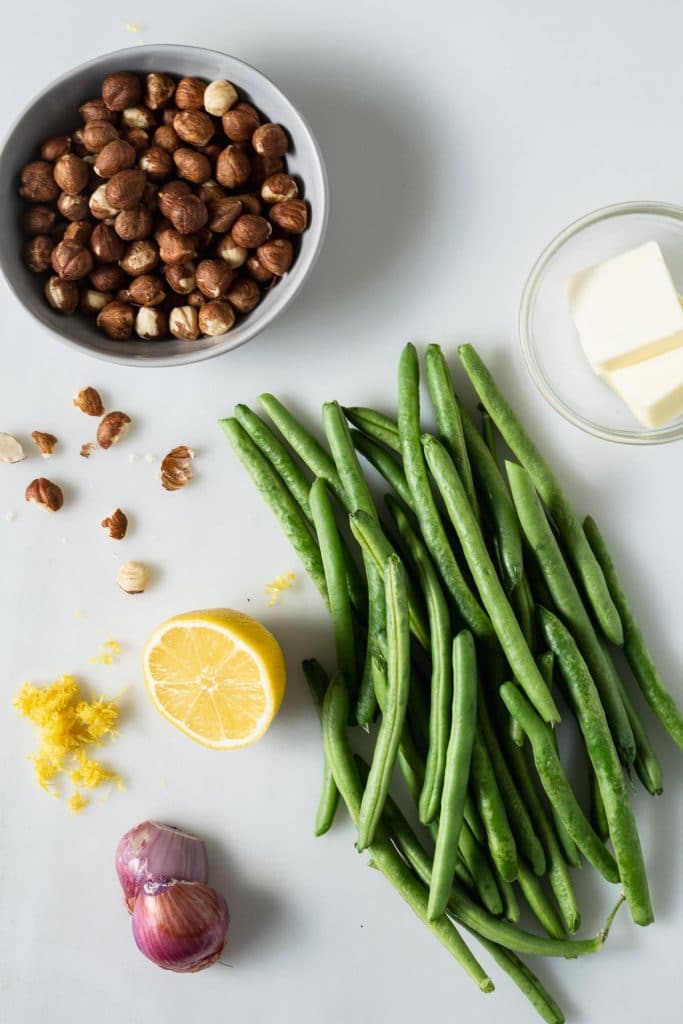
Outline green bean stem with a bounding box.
[302,659,340,836]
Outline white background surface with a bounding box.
[1,3,681,1022]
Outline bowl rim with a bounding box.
[0,43,329,368]
[519,199,683,445]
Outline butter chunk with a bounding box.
[566,241,683,373]
[606,347,683,428]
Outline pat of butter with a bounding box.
[566,241,683,373]
[605,348,683,428]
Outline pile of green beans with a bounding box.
[221,342,681,1023]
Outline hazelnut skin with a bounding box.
[90,263,127,292]
[124,128,150,154]
[82,120,119,153]
[114,205,154,241]
[257,238,294,276]
[125,274,166,306]
[40,135,72,161]
[139,146,173,181]
[80,97,118,123]
[187,289,206,308]
[207,196,243,233]
[80,289,112,316]
[51,239,93,281]
[94,139,136,178]
[135,306,167,340]
[198,299,235,336]
[57,191,90,221]
[23,235,54,272]
[216,146,251,189]
[164,261,196,294]
[119,240,159,277]
[227,276,261,313]
[90,223,125,263]
[246,254,275,285]
[195,259,233,299]
[158,179,192,218]
[175,77,206,110]
[232,193,262,215]
[64,220,93,245]
[173,148,211,184]
[261,173,299,204]
[145,73,176,110]
[19,161,60,202]
[252,123,289,158]
[97,300,135,340]
[270,199,309,234]
[169,194,208,235]
[102,72,143,112]
[22,205,57,236]
[222,103,260,142]
[173,110,215,147]
[157,228,196,265]
[44,276,79,314]
[231,214,272,249]
[121,106,156,131]
[153,125,181,153]
[196,179,224,204]
[106,169,147,210]
[169,305,199,340]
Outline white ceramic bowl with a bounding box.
[0,44,328,367]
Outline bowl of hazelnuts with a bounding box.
[0,44,328,366]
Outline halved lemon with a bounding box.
[142,609,286,750]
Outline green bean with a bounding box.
[343,406,401,452]
[257,393,344,498]
[507,462,635,765]
[493,866,521,923]
[358,555,411,850]
[398,344,493,639]
[349,428,414,507]
[302,659,340,836]
[220,418,329,606]
[428,630,477,918]
[464,790,487,845]
[517,861,566,940]
[322,675,494,993]
[512,574,537,656]
[589,764,609,844]
[385,495,452,826]
[371,653,425,805]
[480,407,497,459]
[458,344,623,646]
[422,435,559,724]
[476,939,565,1024]
[471,728,519,882]
[540,608,653,925]
[458,819,504,916]
[349,510,430,649]
[615,672,663,796]
[584,515,683,750]
[424,343,480,519]
[234,403,314,516]
[500,682,619,883]
[309,479,357,687]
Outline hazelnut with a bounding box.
[139,146,173,181]
[164,261,196,294]
[145,73,176,110]
[158,179,191,218]
[172,110,214,148]
[121,106,156,130]
[44,276,79,313]
[152,125,181,153]
[216,145,251,189]
[90,223,125,262]
[144,181,159,209]
[25,477,63,512]
[31,431,58,457]
[22,205,57,236]
[51,239,93,281]
[57,191,90,221]
[195,225,214,250]
[64,220,93,245]
[97,410,132,446]
[40,135,72,161]
[90,263,126,292]
[116,560,149,594]
[187,289,206,308]
[157,227,196,265]
[215,234,248,268]
[70,129,88,157]
[102,508,128,539]
[160,445,195,490]
[161,107,179,126]
[80,289,112,317]
[154,216,173,240]
[195,259,233,299]
[94,139,136,178]
[169,305,199,340]
[261,173,299,204]
[169,194,208,234]
[105,169,147,210]
[73,386,105,416]
[196,179,224,203]
[19,161,60,202]
[97,301,135,340]
[0,433,26,463]
[206,195,242,233]
[227,276,261,313]
[80,97,117,123]
[257,237,294,276]
[231,214,272,249]
[102,72,143,112]
[222,102,260,142]
[82,120,119,153]
[125,274,166,306]
[89,183,119,220]
[246,254,275,285]
[252,123,289,158]
[23,235,54,272]
[175,77,206,110]
[81,442,97,458]
[119,240,159,277]
[134,306,167,340]
[250,154,284,187]
[173,148,211,184]
[114,205,154,241]
[232,192,262,215]
[200,78,236,116]
[124,127,150,154]
[198,299,235,336]
[270,199,309,234]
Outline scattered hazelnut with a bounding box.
[196,259,233,299]
[102,508,128,539]
[90,263,126,292]
[198,299,235,336]
[216,145,251,189]
[121,106,156,130]
[31,431,58,457]
[105,169,147,210]
[206,196,242,233]
[114,205,154,241]
[102,72,143,112]
[82,120,119,153]
[173,110,215,147]
[94,138,136,178]
[252,123,288,158]
[89,183,119,219]
[222,102,260,142]
[124,127,150,154]
[157,227,196,265]
[74,386,105,416]
[257,237,294,276]
[90,222,126,262]
[169,305,199,340]
[0,433,26,463]
[19,161,60,202]
[22,205,57,236]
[64,220,93,245]
[57,191,90,221]
[153,124,181,153]
[51,239,93,281]
[270,198,309,234]
[135,306,167,340]
[117,560,149,594]
[160,445,195,491]
[231,214,272,248]
[169,193,208,234]
[97,301,135,340]
[175,77,206,110]
[246,254,275,285]
[164,261,196,294]
[119,240,159,277]
[80,442,96,458]
[215,234,248,268]
[23,235,54,272]
[80,97,117,123]
[158,179,191,218]
[44,275,79,313]
[145,73,176,110]
[97,410,132,447]
[173,148,211,184]
[25,477,63,512]
[227,276,261,313]
[124,274,166,306]
[139,145,173,181]
[80,289,112,317]
[40,135,72,161]
[261,172,299,204]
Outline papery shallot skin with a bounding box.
[115,821,209,912]
[131,877,229,972]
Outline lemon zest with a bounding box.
[265,571,296,606]
[88,637,122,666]
[68,791,89,814]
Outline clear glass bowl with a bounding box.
[519,201,683,444]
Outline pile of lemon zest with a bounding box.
[70,750,121,790]
[264,571,296,607]
[68,791,89,814]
